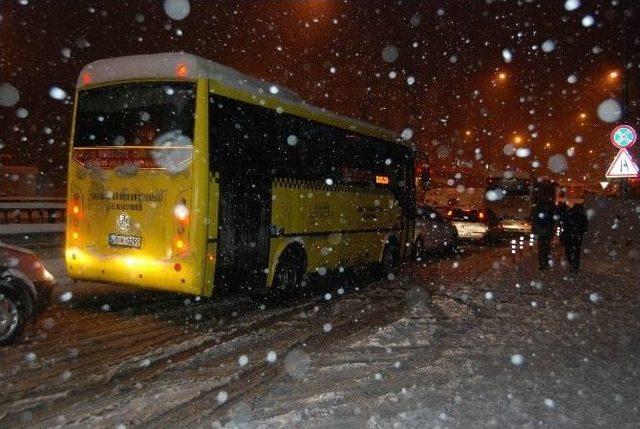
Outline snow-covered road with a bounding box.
[1,243,638,428]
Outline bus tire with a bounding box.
[449,236,459,254]
[272,246,305,295]
[381,241,398,278]
[413,238,425,262]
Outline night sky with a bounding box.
[1,0,638,195]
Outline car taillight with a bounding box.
[173,197,189,254]
[69,192,82,247]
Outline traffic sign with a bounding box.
[599,181,609,190]
[605,148,639,178]
[610,124,637,149]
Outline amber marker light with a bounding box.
[176,63,188,78]
[176,239,185,250]
[376,175,390,185]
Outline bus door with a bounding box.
[212,97,272,292]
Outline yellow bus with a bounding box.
[66,52,415,297]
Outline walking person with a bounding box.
[530,198,556,270]
[559,204,588,273]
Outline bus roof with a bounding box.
[77,52,403,144]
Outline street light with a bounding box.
[498,72,507,81]
[608,70,619,81]
[513,135,522,144]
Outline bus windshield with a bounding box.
[74,82,196,148]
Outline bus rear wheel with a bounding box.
[381,242,398,278]
[272,248,305,296]
[413,238,425,262]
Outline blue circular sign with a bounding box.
[610,125,637,149]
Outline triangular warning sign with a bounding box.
[599,181,609,190]
[606,149,639,178]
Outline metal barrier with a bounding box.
[0,198,66,235]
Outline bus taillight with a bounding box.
[174,202,189,222]
[172,197,189,255]
[69,193,82,246]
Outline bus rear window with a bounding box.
[486,178,530,197]
[74,82,196,148]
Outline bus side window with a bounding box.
[273,114,302,179]
[334,130,364,183]
[297,118,342,184]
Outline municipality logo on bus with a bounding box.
[116,212,132,232]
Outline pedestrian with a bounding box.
[559,203,588,273]
[530,198,556,270]
[556,201,569,220]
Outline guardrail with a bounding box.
[0,197,66,235]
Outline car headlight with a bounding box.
[42,268,56,283]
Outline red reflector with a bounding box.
[174,263,182,272]
[176,63,188,78]
[82,73,92,85]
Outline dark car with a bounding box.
[414,205,459,260]
[445,208,502,243]
[0,243,56,345]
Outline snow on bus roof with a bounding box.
[77,52,402,144]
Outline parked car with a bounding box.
[445,208,502,243]
[0,243,56,345]
[413,205,459,260]
[499,217,532,236]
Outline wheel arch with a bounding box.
[413,233,425,256]
[267,238,308,289]
[377,233,400,264]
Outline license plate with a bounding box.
[108,234,142,248]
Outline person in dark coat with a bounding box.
[556,201,569,221]
[530,199,556,270]
[559,204,588,273]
